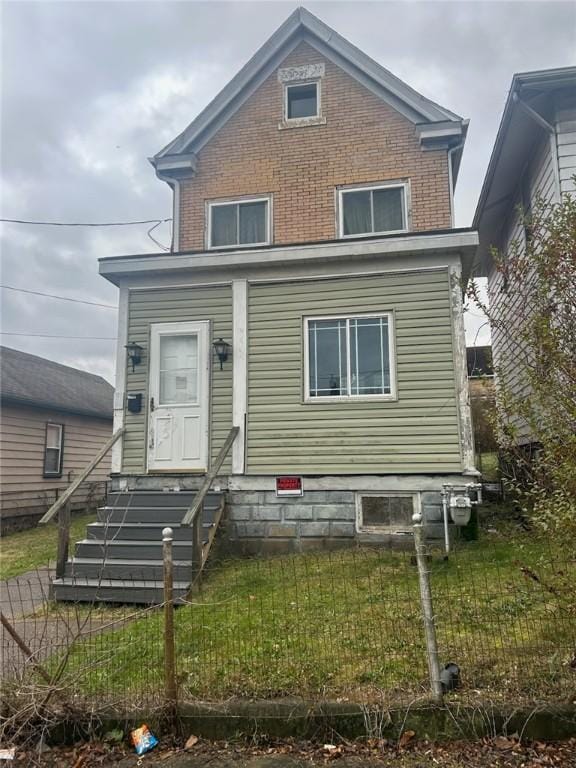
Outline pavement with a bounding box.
[0,566,53,619]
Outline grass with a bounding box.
[0,512,96,581]
[48,528,575,706]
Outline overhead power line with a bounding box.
[0,284,117,309]
[0,217,172,227]
[1,332,116,340]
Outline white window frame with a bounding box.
[206,196,272,250]
[44,423,64,477]
[356,492,420,534]
[284,80,320,122]
[303,312,397,403]
[338,182,409,239]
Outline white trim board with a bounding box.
[100,230,478,285]
[232,280,248,474]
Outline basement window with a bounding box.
[339,183,408,237]
[44,423,64,477]
[356,493,417,533]
[208,197,270,249]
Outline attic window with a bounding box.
[286,82,319,120]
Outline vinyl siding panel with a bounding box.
[122,285,233,474]
[247,270,462,474]
[487,131,559,444]
[0,403,111,521]
[556,91,576,195]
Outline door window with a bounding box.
[159,334,198,405]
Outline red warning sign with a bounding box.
[275,476,303,497]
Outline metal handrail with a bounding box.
[39,427,125,525]
[182,426,239,527]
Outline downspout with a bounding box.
[155,172,180,252]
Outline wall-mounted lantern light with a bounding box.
[213,338,231,370]
[125,341,144,373]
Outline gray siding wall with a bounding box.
[0,403,111,527]
[488,129,559,445]
[122,285,233,474]
[247,269,462,475]
[556,90,576,195]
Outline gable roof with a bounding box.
[473,66,576,273]
[152,7,466,178]
[0,346,114,420]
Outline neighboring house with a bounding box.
[0,346,113,533]
[55,8,480,601]
[473,67,576,446]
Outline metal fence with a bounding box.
[1,521,575,726]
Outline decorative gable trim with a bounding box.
[151,7,465,178]
[278,63,325,82]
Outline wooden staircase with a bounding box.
[51,490,225,604]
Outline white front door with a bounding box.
[148,321,210,472]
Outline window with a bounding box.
[208,198,270,249]
[305,314,395,400]
[357,493,417,533]
[339,184,408,237]
[286,82,319,120]
[44,423,64,477]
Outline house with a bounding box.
[0,346,113,534]
[473,67,576,446]
[466,344,494,399]
[53,8,480,602]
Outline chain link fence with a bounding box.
[1,522,575,725]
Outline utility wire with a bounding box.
[1,332,116,340]
[0,284,117,309]
[0,217,172,227]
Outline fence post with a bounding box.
[162,527,177,715]
[412,509,443,703]
[56,499,71,579]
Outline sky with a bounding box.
[1,0,575,384]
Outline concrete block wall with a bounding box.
[225,488,448,555]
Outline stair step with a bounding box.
[74,538,206,559]
[52,577,190,605]
[86,522,214,542]
[65,558,194,581]
[97,504,221,525]
[106,491,220,508]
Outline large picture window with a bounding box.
[44,423,64,477]
[208,198,270,249]
[339,183,408,238]
[305,314,395,400]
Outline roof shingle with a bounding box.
[0,346,113,419]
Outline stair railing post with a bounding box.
[162,527,177,717]
[56,499,71,579]
[191,503,203,580]
[412,509,443,703]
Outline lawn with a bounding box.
[0,513,96,580]
[50,529,575,707]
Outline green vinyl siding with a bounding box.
[122,285,233,474]
[247,270,462,474]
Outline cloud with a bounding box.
[2,1,575,381]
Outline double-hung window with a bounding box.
[339,183,408,238]
[208,198,270,249]
[44,423,64,477]
[305,314,395,400]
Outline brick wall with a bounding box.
[178,42,452,250]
